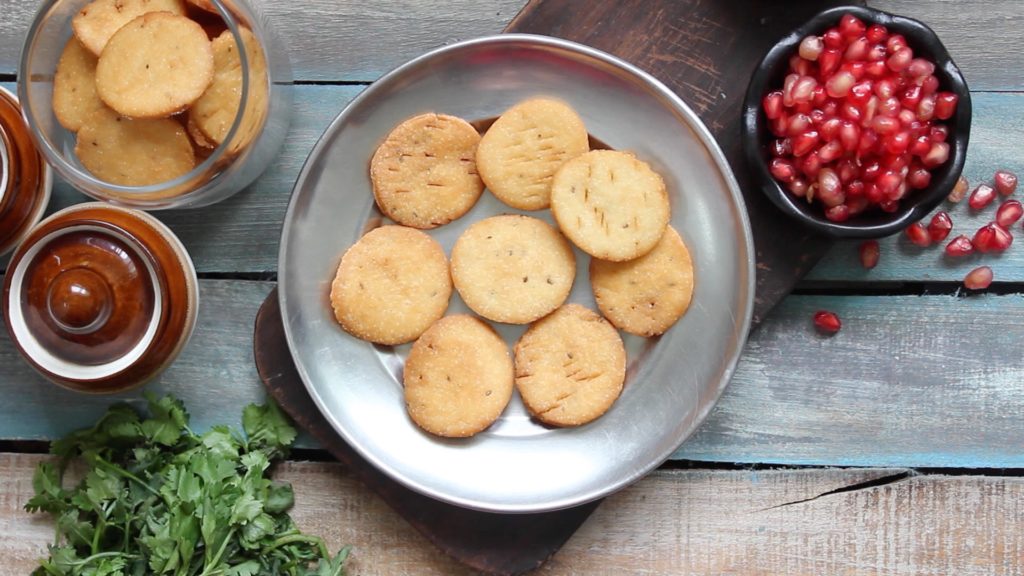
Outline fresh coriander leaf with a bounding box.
[242,402,297,454]
[25,462,66,514]
[230,492,263,525]
[224,560,261,576]
[141,393,189,446]
[55,508,96,549]
[265,481,294,515]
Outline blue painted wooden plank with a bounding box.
[5,84,1021,279]
[675,292,1024,467]
[2,280,1023,468]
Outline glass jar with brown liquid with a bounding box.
[0,86,51,256]
[3,203,198,393]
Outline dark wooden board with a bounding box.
[507,0,862,324]
[254,288,599,576]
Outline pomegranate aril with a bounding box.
[886,34,907,53]
[825,204,850,222]
[859,240,880,269]
[865,59,888,78]
[800,151,823,179]
[886,46,913,71]
[972,222,1013,253]
[844,37,870,61]
[820,117,843,141]
[857,128,878,152]
[874,78,897,99]
[907,165,931,189]
[944,235,974,257]
[838,121,860,151]
[963,266,993,291]
[782,73,799,106]
[917,95,936,121]
[819,48,842,77]
[823,28,844,49]
[929,125,948,143]
[884,131,911,155]
[849,80,874,102]
[905,222,931,247]
[769,158,797,182]
[900,85,922,109]
[845,179,865,197]
[839,14,866,39]
[878,96,901,117]
[792,76,818,103]
[862,161,882,182]
[788,177,810,197]
[908,58,935,78]
[947,175,968,203]
[866,24,888,43]
[878,170,902,194]
[927,211,953,242]
[799,35,824,60]
[880,199,899,213]
[817,140,843,163]
[826,71,856,98]
[837,158,858,182]
[996,199,1023,227]
[846,194,870,216]
[872,115,900,134]
[866,183,884,203]
[770,138,792,157]
[787,113,813,136]
[792,130,820,157]
[922,142,950,168]
[920,75,939,95]
[994,170,1018,196]
[763,91,784,119]
[813,310,842,334]
[909,135,931,157]
[968,184,996,210]
[934,92,958,120]
[817,168,844,207]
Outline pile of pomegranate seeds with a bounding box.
[764,14,958,221]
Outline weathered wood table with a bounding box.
[2,1,1023,573]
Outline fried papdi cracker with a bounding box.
[190,27,268,155]
[75,107,195,186]
[186,114,215,149]
[370,113,484,229]
[514,304,626,427]
[329,226,452,346]
[72,0,187,56]
[404,315,514,438]
[476,98,589,210]
[550,150,670,262]
[451,215,576,325]
[52,38,106,132]
[590,226,695,336]
[95,12,214,119]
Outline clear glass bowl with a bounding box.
[18,0,292,209]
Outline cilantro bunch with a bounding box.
[25,394,349,576]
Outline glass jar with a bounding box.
[0,86,51,256]
[18,0,292,209]
[3,203,198,393]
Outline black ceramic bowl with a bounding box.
[742,5,971,239]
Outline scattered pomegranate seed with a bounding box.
[972,222,1013,253]
[926,211,953,242]
[944,235,974,257]
[996,199,1023,228]
[963,266,993,290]
[904,221,931,247]
[762,13,957,219]
[813,310,842,334]
[968,184,996,210]
[947,175,968,203]
[859,240,880,268]
[994,170,1018,196]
